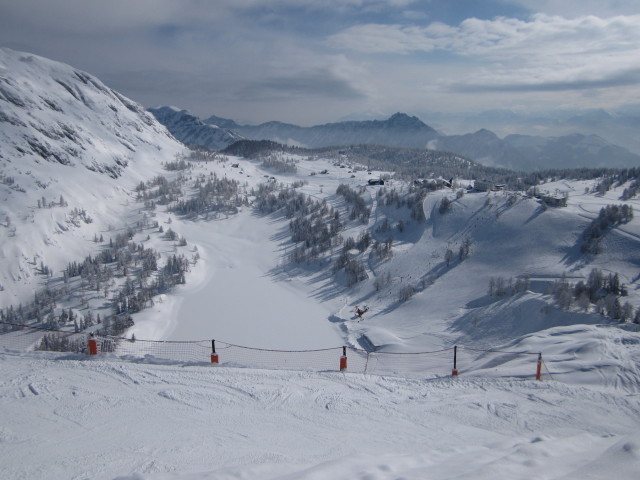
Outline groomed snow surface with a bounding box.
[2,350,639,480]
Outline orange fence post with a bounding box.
[211,340,219,364]
[340,346,347,371]
[536,353,542,381]
[88,338,98,355]
[452,345,458,376]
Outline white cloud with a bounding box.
[501,0,640,18]
[1,0,638,123]
[328,14,640,94]
[329,14,640,57]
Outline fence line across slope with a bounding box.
[0,321,549,380]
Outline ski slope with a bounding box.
[3,48,640,480]
[1,350,639,480]
[3,148,640,478]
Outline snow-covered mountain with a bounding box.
[426,106,640,157]
[152,108,640,170]
[205,111,441,149]
[432,129,640,170]
[0,47,183,304]
[148,106,243,150]
[3,48,640,479]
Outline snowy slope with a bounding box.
[2,49,640,480]
[1,351,639,480]
[117,151,640,387]
[148,106,243,150]
[313,180,640,353]
[0,48,184,305]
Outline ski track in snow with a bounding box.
[1,351,640,480]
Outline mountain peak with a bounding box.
[473,128,499,140]
[203,114,241,130]
[386,112,428,128]
[148,106,243,149]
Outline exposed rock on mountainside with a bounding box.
[148,106,243,150]
[0,47,183,304]
[206,112,441,149]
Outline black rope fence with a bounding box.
[0,322,551,380]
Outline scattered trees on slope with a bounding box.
[552,269,634,321]
[261,155,298,174]
[581,204,633,254]
[337,184,370,223]
[172,173,244,218]
[2,221,194,338]
[487,275,531,297]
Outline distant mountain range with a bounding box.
[205,111,439,150]
[149,107,640,171]
[425,107,640,157]
[148,106,243,150]
[431,129,640,171]
[150,107,439,151]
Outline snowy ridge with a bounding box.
[201,111,440,149]
[0,47,183,304]
[148,106,243,150]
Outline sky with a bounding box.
[1,0,640,127]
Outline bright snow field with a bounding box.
[1,351,639,480]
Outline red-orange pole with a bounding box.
[340,346,347,371]
[88,338,98,355]
[211,340,219,364]
[536,353,542,381]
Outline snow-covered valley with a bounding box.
[2,48,640,479]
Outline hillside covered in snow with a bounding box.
[0,47,184,306]
[2,49,640,479]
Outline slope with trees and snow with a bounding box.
[2,49,640,480]
[0,47,183,314]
